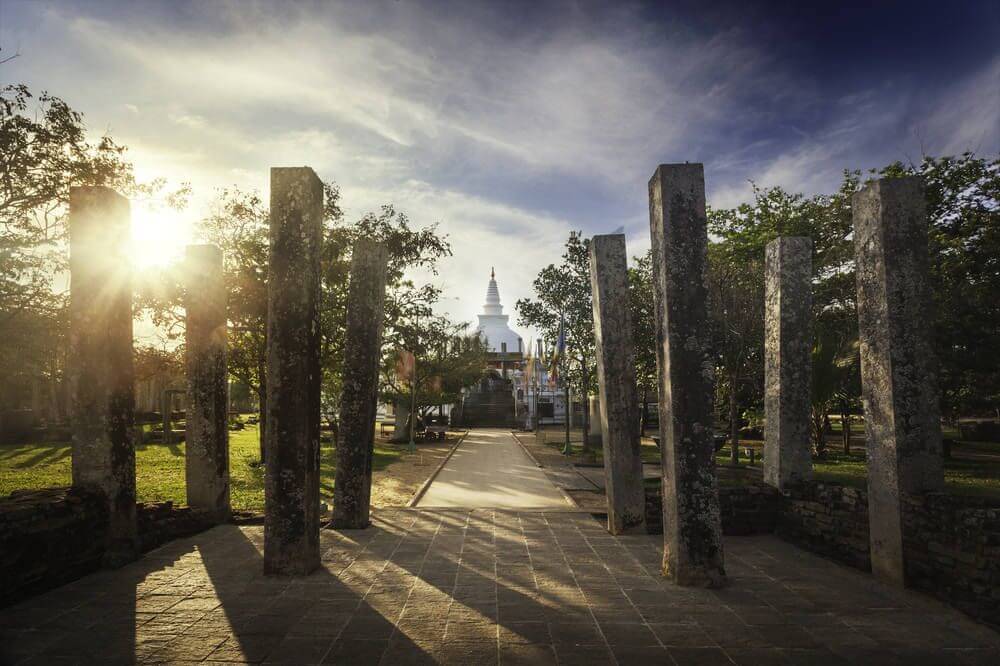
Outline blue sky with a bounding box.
[2,0,997,340]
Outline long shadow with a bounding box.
[0,442,72,468]
[0,537,201,665]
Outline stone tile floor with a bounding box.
[1,509,997,665]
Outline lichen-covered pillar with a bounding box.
[589,233,646,535]
[331,239,389,530]
[853,176,943,585]
[648,163,726,587]
[185,244,230,522]
[264,167,323,575]
[68,186,138,567]
[763,237,813,489]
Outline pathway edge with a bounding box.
[510,431,580,509]
[407,430,470,508]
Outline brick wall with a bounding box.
[645,482,781,536]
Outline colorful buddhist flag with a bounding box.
[549,318,565,386]
[395,350,415,383]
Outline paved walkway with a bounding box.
[416,429,571,510]
[2,511,996,665]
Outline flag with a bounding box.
[524,343,534,387]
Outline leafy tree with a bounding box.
[627,250,658,435]
[516,231,596,451]
[1,84,185,422]
[141,183,453,459]
[380,319,487,440]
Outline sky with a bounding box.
[2,0,998,343]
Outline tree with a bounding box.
[706,245,764,464]
[140,184,454,459]
[380,318,487,441]
[627,251,658,435]
[1,84,185,421]
[516,231,596,451]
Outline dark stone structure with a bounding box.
[853,176,944,585]
[589,233,645,535]
[648,163,726,587]
[763,236,813,489]
[263,167,323,575]
[645,483,781,537]
[456,374,516,427]
[332,239,389,529]
[68,186,138,567]
[184,244,230,522]
[0,488,216,607]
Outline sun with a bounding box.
[129,202,195,269]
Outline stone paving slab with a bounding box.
[1,509,997,665]
[417,429,572,509]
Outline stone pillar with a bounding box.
[185,244,230,522]
[68,186,138,567]
[589,233,646,534]
[331,239,389,529]
[763,237,813,489]
[853,176,943,585]
[264,167,323,575]
[587,395,602,446]
[648,163,725,587]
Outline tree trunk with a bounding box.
[812,407,827,459]
[841,401,851,455]
[391,401,410,443]
[640,387,648,437]
[729,372,740,466]
[256,384,267,463]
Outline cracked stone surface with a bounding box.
[589,234,646,535]
[764,236,813,490]
[68,185,138,567]
[332,239,389,530]
[1,510,996,665]
[853,176,944,585]
[185,244,230,523]
[648,163,726,587]
[264,167,324,576]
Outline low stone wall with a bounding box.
[0,488,109,607]
[1,487,217,607]
[645,482,781,536]
[902,493,1000,627]
[775,482,871,571]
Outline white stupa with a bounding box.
[476,268,522,354]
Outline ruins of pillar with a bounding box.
[648,163,726,587]
[185,244,230,522]
[264,167,323,575]
[68,186,138,567]
[589,233,646,534]
[763,236,813,489]
[331,239,389,529]
[853,176,944,585]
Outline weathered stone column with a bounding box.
[185,244,230,522]
[68,186,138,567]
[331,239,389,529]
[853,176,943,585]
[264,167,323,575]
[648,163,726,587]
[589,233,646,534]
[763,236,813,489]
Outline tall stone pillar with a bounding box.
[264,167,323,575]
[648,163,726,587]
[68,186,138,567]
[763,237,813,489]
[853,176,943,585]
[331,239,389,529]
[185,244,230,522]
[589,233,646,534]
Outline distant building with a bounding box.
[475,267,523,376]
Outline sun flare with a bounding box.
[129,203,195,269]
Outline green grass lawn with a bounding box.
[539,425,1000,500]
[0,423,402,511]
